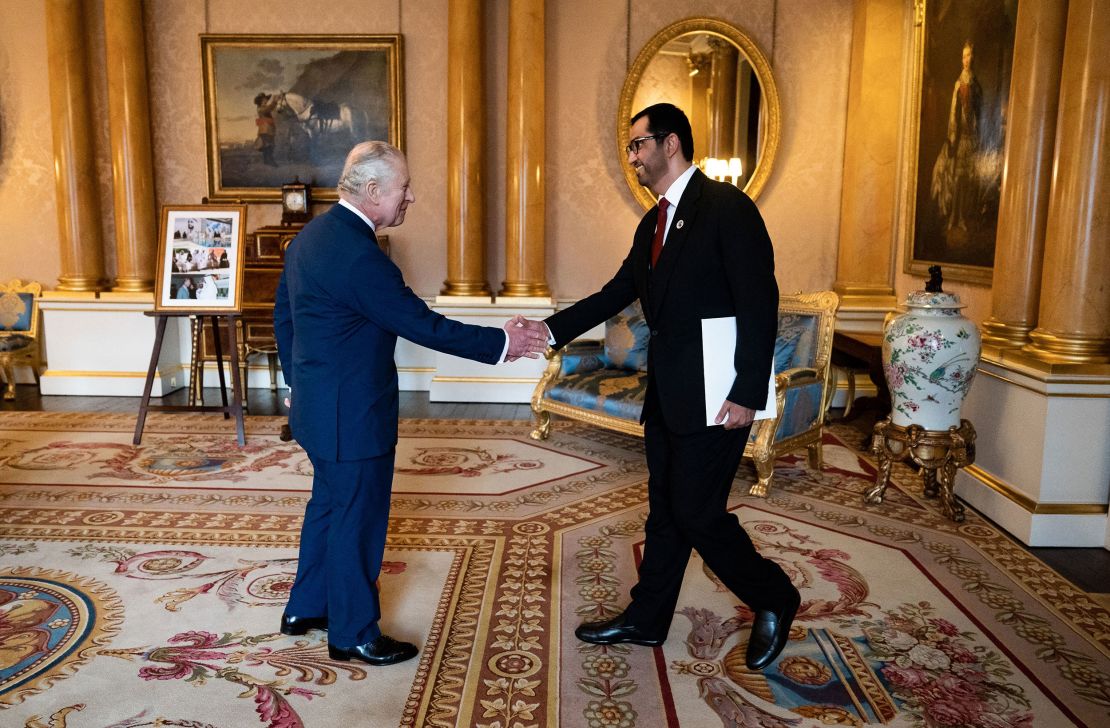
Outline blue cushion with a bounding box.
[774,382,824,440]
[604,303,649,372]
[0,292,33,332]
[560,350,607,376]
[774,313,819,372]
[548,369,646,422]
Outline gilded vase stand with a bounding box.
[865,419,976,522]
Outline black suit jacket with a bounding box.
[545,168,778,434]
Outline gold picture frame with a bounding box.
[898,0,1017,285]
[616,17,781,211]
[154,205,248,313]
[201,34,404,203]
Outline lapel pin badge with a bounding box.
[676,220,684,229]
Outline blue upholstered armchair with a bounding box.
[530,291,839,496]
[0,280,43,401]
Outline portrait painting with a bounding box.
[154,205,247,312]
[201,35,404,202]
[904,0,1017,284]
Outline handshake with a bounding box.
[502,315,551,362]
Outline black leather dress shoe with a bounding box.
[575,612,666,647]
[328,635,418,666]
[745,587,801,670]
[280,614,328,636]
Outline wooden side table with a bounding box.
[864,419,976,522]
[831,331,890,420]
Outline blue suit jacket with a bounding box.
[274,204,505,461]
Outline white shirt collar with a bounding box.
[661,164,697,209]
[338,198,376,232]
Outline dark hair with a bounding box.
[630,103,694,162]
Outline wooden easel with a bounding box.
[134,312,245,446]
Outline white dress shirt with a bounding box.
[657,163,697,245]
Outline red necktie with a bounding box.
[651,198,670,268]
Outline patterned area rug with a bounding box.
[1,412,1108,727]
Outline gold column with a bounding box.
[707,39,738,160]
[104,0,156,292]
[441,0,492,298]
[1024,0,1110,364]
[981,0,1067,351]
[500,0,550,298]
[832,0,901,309]
[46,0,106,292]
[687,53,711,158]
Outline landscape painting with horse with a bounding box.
[213,46,393,192]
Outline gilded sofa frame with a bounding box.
[530,291,840,497]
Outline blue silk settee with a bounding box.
[530,291,839,496]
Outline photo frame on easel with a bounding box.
[153,205,248,312]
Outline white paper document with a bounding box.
[701,316,776,427]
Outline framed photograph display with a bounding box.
[154,205,248,312]
[201,34,404,202]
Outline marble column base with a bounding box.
[953,354,1110,547]
[428,300,556,403]
[38,292,189,397]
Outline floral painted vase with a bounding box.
[882,290,981,431]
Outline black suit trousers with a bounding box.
[624,391,795,633]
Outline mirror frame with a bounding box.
[617,18,781,211]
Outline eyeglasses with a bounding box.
[625,133,667,155]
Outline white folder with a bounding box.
[701,316,776,427]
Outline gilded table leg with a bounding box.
[936,458,965,522]
[922,467,939,498]
[865,443,894,505]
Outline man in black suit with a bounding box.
[274,141,547,667]
[532,104,799,670]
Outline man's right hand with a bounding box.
[503,315,550,361]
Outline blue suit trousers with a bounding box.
[286,450,395,647]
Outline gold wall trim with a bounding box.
[963,464,1108,515]
[834,294,899,310]
[398,367,436,373]
[976,367,1110,397]
[432,376,540,384]
[41,366,187,378]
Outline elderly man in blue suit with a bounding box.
[274,141,548,666]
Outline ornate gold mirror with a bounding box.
[618,18,780,210]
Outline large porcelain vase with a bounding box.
[882,291,981,431]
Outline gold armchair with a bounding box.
[0,280,44,400]
[530,291,840,497]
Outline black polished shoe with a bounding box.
[575,612,666,647]
[328,635,418,666]
[280,613,328,636]
[745,587,801,670]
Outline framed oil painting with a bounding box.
[154,205,247,312]
[201,34,404,202]
[901,0,1017,284]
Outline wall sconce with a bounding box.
[700,157,744,186]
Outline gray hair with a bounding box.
[337,141,404,197]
